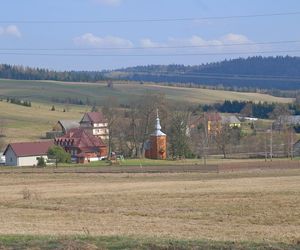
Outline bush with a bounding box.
[37,157,46,167]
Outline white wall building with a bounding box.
[4,141,54,167]
[80,112,109,141]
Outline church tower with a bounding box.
[145,110,167,160]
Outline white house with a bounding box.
[4,141,54,167]
[80,112,109,141]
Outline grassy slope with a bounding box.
[0,101,87,143]
[0,170,299,245]
[0,79,291,143]
[0,79,293,105]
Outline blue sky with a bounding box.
[0,0,300,70]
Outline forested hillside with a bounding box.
[108,56,300,90]
[0,64,104,82]
[2,56,300,90]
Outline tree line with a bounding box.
[198,100,300,119]
[1,97,31,107]
[0,64,105,82]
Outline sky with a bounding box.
[0,0,300,70]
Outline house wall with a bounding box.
[17,155,48,167]
[5,147,18,166]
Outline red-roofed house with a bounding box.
[4,141,54,166]
[55,128,108,163]
[80,112,109,141]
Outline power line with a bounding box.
[1,49,300,57]
[0,40,300,51]
[0,11,299,24]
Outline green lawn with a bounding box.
[0,235,297,250]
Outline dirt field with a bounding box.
[0,169,299,245]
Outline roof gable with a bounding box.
[4,141,54,157]
[80,112,107,124]
[56,128,106,148]
[58,120,80,132]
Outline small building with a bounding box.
[80,112,109,141]
[55,128,108,163]
[3,141,54,166]
[221,115,241,128]
[145,110,167,160]
[46,120,80,139]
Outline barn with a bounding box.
[4,141,54,167]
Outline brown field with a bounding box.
[0,169,299,244]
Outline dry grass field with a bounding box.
[0,169,299,248]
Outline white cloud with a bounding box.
[140,38,164,48]
[0,25,21,38]
[140,34,253,50]
[74,33,133,48]
[92,0,122,7]
[221,33,251,44]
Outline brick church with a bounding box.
[145,110,167,160]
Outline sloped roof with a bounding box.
[81,112,107,124]
[56,128,106,150]
[4,141,54,157]
[58,120,80,132]
[221,115,241,124]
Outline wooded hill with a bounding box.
[1,56,300,90]
[107,56,300,90]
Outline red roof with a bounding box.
[55,128,106,149]
[4,141,54,157]
[86,112,107,123]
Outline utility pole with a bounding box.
[265,131,267,162]
[270,125,273,161]
[291,127,294,160]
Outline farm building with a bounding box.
[46,120,80,139]
[80,112,109,141]
[3,141,54,166]
[55,128,108,163]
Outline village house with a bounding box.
[3,141,54,167]
[188,113,241,135]
[79,112,109,141]
[46,120,80,139]
[55,128,108,163]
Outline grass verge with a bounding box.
[0,235,299,250]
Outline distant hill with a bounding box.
[106,56,300,90]
[2,56,300,90]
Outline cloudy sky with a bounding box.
[0,0,300,70]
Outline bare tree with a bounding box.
[168,109,191,159]
[213,125,241,159]
[102,96,119,160]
